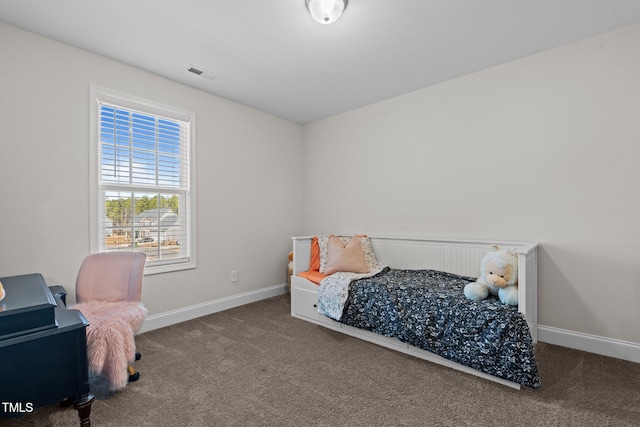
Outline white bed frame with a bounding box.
[290,235,538,389]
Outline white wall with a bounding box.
[2,20,639,358]
[302,23,640,348]
[0,23,303,317]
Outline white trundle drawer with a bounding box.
[291,280,340,328]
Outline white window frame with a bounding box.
[89,85,197,274]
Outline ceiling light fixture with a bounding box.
[305,0,347,25]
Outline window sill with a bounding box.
[144,260,196,275]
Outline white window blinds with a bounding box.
[91,86,196,273]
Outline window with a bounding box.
[90,85,196,274]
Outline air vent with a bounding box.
[187,64,216,80]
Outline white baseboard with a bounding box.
[538,325,640,364]
[139,283,288,334]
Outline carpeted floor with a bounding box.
[2,294,639,426]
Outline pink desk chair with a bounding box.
[72,252,147,391]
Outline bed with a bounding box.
[290,235,539,389]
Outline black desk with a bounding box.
[0,274,93,426]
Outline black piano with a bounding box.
[0,273,93,426]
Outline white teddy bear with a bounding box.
[464,245,519,306]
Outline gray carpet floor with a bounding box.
[2,294,639,426]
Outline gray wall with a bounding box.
[2,20,639,351]
[0,23,304,315]
[302,23,640,345]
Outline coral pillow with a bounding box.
[323,235,369,275]
[310,236,320,271]
[297,270,328,285]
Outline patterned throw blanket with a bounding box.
[320,268,540,389]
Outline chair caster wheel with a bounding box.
[129,372,140,382]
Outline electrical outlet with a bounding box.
[231,271,238,283]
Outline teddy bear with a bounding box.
[464,245,518,306]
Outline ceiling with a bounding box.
[2,1,640,124]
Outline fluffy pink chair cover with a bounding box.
[74,301,147,391]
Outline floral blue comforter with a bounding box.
[337,268,540,388]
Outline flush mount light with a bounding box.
[305,0,347,24]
